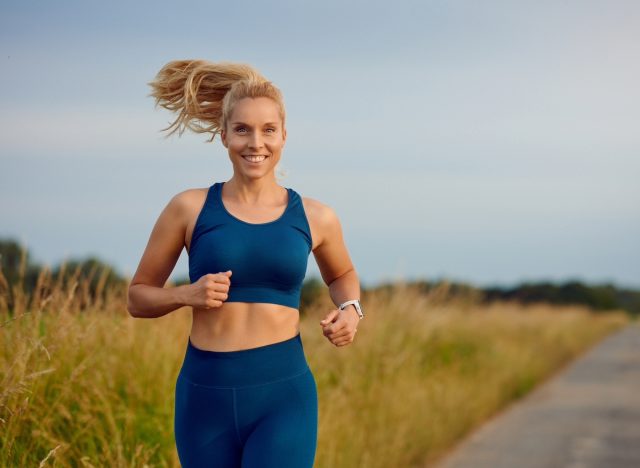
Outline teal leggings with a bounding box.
[174,333,318,467]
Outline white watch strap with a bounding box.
[339,299,364,319]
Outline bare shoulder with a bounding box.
[167,186,209,218]
[152,187,210,240]
[173,186,209,206]
[302,196,340,225]
[302,196,342,251]
[300,195,353,283]
[129,187,208,287]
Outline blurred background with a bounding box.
[1,0,638,290]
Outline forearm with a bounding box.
[127,283,191,319]
[328,269,361,309]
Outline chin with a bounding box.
[242,170,273,180]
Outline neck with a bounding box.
[224,176,284,205]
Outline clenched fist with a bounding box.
[187,270,232,309]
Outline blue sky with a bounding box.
[1,1,639,289]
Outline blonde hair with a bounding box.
[147,59,286,143]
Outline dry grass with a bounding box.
[0,263,629,467]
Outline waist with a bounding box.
[191,302,299,338]
[178,332,310,388]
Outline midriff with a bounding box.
[189,302,300,351]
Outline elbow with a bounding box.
[126,285,140,318]
[127,303,139,318]
[126,301,139,318]
[328,267,358,287]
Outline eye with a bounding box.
[235,126,247,133]
[265,128,276,133]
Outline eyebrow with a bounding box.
[230,121,280,126]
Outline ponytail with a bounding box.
[147,59,285,143]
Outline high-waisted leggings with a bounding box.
[174,332,318,467]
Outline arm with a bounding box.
[311,202,361,346]
[127,192,190,319]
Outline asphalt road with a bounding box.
[433,321,640,468]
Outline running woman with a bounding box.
[127,59,363,468]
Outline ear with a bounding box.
[220,128,228,148]
[282,126,287,145]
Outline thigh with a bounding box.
[174,374,242,468]
[239,369,318,468]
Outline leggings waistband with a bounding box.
[178,332,310,388]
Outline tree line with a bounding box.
[1,238,638,316]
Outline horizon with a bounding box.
[4,236,638,292]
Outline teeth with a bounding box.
[243,155,267,162]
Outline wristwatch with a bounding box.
[338,299,364,320]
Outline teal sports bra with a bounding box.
[188,182,313,309]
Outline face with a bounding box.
[220,97,287,180]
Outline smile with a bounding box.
[242,155,268,163]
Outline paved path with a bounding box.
[434,321,640,468]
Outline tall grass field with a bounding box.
[0,264,629,467]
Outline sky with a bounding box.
[1,0,639,290]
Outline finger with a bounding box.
[205,298,223,309]
[206,281,225,292]
[329,320,351,335]
[335,336,355,346]
[323,316,346,330]
[215,272,231,284]
[323,322,345,336]
[215,290,229,301]
[320,317,335,326]
[204,275,228,290]
[320,309,340,326]
[206,291,227,307]
[328,328,351,340]
[211,282,230,293]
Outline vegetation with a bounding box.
[482,280,640,315]
[3,238,638,317]
[0,239,631,467]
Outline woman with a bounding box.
[127,59,363,468]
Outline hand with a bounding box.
[320,305,360,347]
[187,270,232,309]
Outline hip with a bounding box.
[177,332,311,389]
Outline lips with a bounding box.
[242,155,268,163]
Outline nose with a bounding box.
[248,131,264,149]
